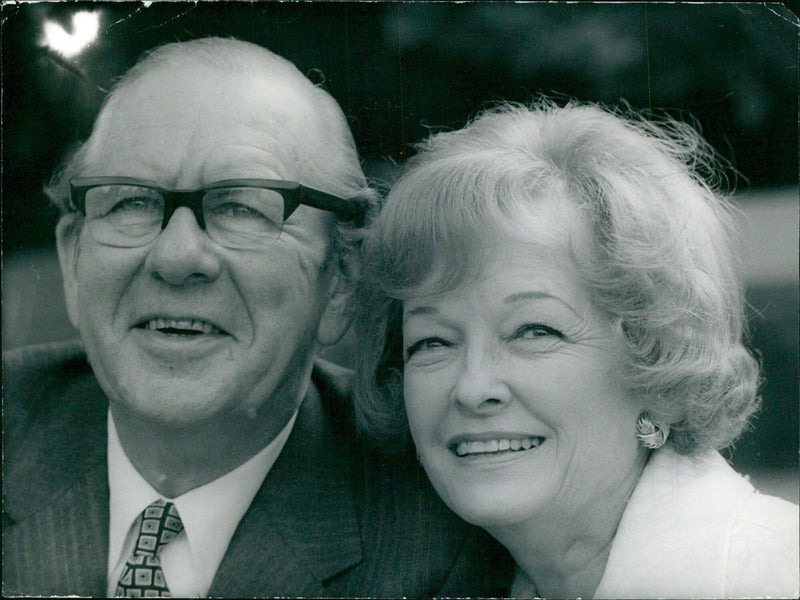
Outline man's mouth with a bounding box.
[136,318,224,336]
[453,436,545,457]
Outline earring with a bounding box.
[635,412,669,449]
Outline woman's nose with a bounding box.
[144,207,223,285]
[450,349,511,413]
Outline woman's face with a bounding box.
[402,201,647,531]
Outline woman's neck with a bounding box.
[499,518,615,598]
[491,451,648,599]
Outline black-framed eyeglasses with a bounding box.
[69,177,366,249]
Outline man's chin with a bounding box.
[109,391,233,431]
[100,365,244,430]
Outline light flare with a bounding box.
[42,11,100,58]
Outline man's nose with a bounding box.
[144,207,222,285]
[450,347,512,414]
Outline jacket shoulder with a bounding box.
[3,339,88,381]
[3,340,94,432]
[3,340,108,520]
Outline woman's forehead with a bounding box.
[400,215,586,301]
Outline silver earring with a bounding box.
[635,412,669,449]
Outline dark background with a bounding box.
[2,2,797,494]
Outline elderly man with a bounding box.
[2,38,510,597]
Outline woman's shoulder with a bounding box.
[595,448,798,599]
[725,489,799,598]
[649,448,798,578]
[734,485,798,533]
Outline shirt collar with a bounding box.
[107,408,298,589]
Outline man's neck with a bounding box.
[110,404,299,498]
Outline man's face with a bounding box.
[57,65,347,437]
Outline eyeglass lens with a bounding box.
[83,184,286,248]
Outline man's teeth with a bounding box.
[143,318,220,334]
[455,437,543,457]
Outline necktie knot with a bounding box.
[116,499,184,597]
[135,499,184,558]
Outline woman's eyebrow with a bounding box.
[402,305,439,323]
[504,291,580,317]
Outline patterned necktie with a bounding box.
[115,499,184,597]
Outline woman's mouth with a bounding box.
[453,436,545,457]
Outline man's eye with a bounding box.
[204,189,284,231]
[404,337,450,361]
[211,202,266,219]
[513,324,564,340]
[107,196,161,214]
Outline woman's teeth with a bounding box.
[455,437,543,457]
[143,318,220,335]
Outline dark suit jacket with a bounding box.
[3,341,512,597]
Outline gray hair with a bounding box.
[354,99,760,455]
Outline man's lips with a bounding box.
[449,435,546,457]
[135,317,226,335]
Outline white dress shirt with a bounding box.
[106,410,298,597]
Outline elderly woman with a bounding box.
[353,101,798,598]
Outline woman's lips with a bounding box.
[453,436,545,457]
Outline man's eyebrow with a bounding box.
[504,291,580,317]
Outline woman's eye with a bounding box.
[513,324,564,340]
[404,337,450,360]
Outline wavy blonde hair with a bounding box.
[354,99,760,454]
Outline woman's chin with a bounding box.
[433,481,546,531]
[421,443,556,529]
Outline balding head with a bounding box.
[49,37,374,211]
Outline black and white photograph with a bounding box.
[2,2,798,597]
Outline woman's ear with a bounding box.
[55,213,82,330]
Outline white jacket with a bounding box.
[594,447,798,599]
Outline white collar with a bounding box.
[593,447,754,599]
[107,408,297,592]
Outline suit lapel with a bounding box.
[3,347,361,597]
[209,380,362,596]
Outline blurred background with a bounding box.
[2,2,797,500]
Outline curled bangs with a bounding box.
[364,152,562,300]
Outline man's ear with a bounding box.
[55,213,82,330]
[315,268,354,347]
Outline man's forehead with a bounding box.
[85,64,321,183]
[134,63,315,112]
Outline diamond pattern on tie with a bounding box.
[116,499,183,597]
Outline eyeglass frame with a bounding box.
[68,177,367,232]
